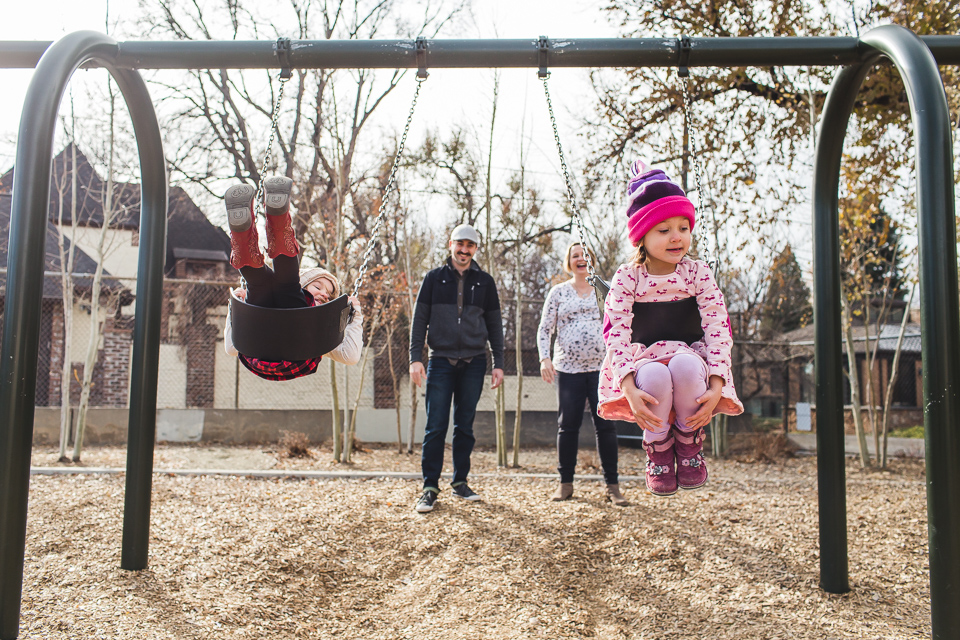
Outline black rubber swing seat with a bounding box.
[229,293,352,362]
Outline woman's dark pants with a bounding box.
[556,370,619,485]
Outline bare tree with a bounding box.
[72,77,132,462]
[53,133,79,462]
[138,0,465,457]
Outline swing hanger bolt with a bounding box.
[677,35,692,79]
[416,37,429,81]
[275,37,293,80]
[537,35,550,79]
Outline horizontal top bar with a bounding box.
[1,35,959,70]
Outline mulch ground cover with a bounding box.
[18,442,929,639]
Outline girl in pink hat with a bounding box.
[597,159,743,497]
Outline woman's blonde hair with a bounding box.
[563,242,598,275]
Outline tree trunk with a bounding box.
[880,284,915,468]
[780,354,790,434]
[842,298,870,467]
[57,141,79,462]
[387,323,403,453]
[862,300,880,464]
[403,216,418,454]
[331,359,342,462]
[512,246,523,468]
[74,86,117,462]
[344,311,379,463]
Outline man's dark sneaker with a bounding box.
[451,483,481,501]
[415,489,438,513]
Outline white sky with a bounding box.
[0,1,823,281]
[0,0,620,182]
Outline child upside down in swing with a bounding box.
[221,176,363,381]
[598,160,742,496]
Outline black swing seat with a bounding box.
[229,293,352,362]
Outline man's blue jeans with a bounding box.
[421,355,486,490]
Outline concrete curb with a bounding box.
[30,467,645,482]
[787,433,925,457]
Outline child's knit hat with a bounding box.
[299,266,342,298]
[625,159,696,246]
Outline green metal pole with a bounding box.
[815,25,959,636]
[0,31,117,640]
[812,60,870,597]
[2,36,960,72]
[0,31,166,640]
[859,25,960,640]
[111,68,167,571]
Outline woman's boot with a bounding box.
[224,184,263,269]
[673,426,708,490]
[262,176,299,259]
[642,433,677,497]
[605,484,629,506]
[551,483,574,501]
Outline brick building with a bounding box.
[0,144,233,409]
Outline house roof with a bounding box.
[0,142,140,230]
[0,194,129,301]
[165,186,232,273]
[779,323,922,356]
[0,144,232,276]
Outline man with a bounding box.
[409,223,505,513]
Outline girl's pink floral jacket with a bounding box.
[597,257,744,423]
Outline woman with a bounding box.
[537,242,626,505]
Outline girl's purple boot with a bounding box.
[673,426,708,490]
[642,434,677,497]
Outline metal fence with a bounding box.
[18,274,562,414]
[12,272,925,420]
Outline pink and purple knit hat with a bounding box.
[625,159,696,246]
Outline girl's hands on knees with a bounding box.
[620,374,662,430]
[540,358,556,384]
[688,375,724,429]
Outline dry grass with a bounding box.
[277,431,314,459]
[18,444,930,639]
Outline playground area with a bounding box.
[20,444,929,639]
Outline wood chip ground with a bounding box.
[20,443,929,639]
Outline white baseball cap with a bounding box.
[450,223,481,245]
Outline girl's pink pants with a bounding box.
[633,353,708,442]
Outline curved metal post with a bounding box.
[112,68,167,572]
[813,61,872,595]
[0,31,166,640]
[861,26,960,640]
[814,24,959,637]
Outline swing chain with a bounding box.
[541,75,598,285]
[254,71,291,218]
[679,74,717,272]
[351,76,425,298]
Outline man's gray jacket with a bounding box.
[409,258,505,369]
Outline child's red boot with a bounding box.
[262,176,299,259]
[642,434,677,497]
[674,426,708,490]
[224,184,263,269]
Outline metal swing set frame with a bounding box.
[0,26,959,639]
